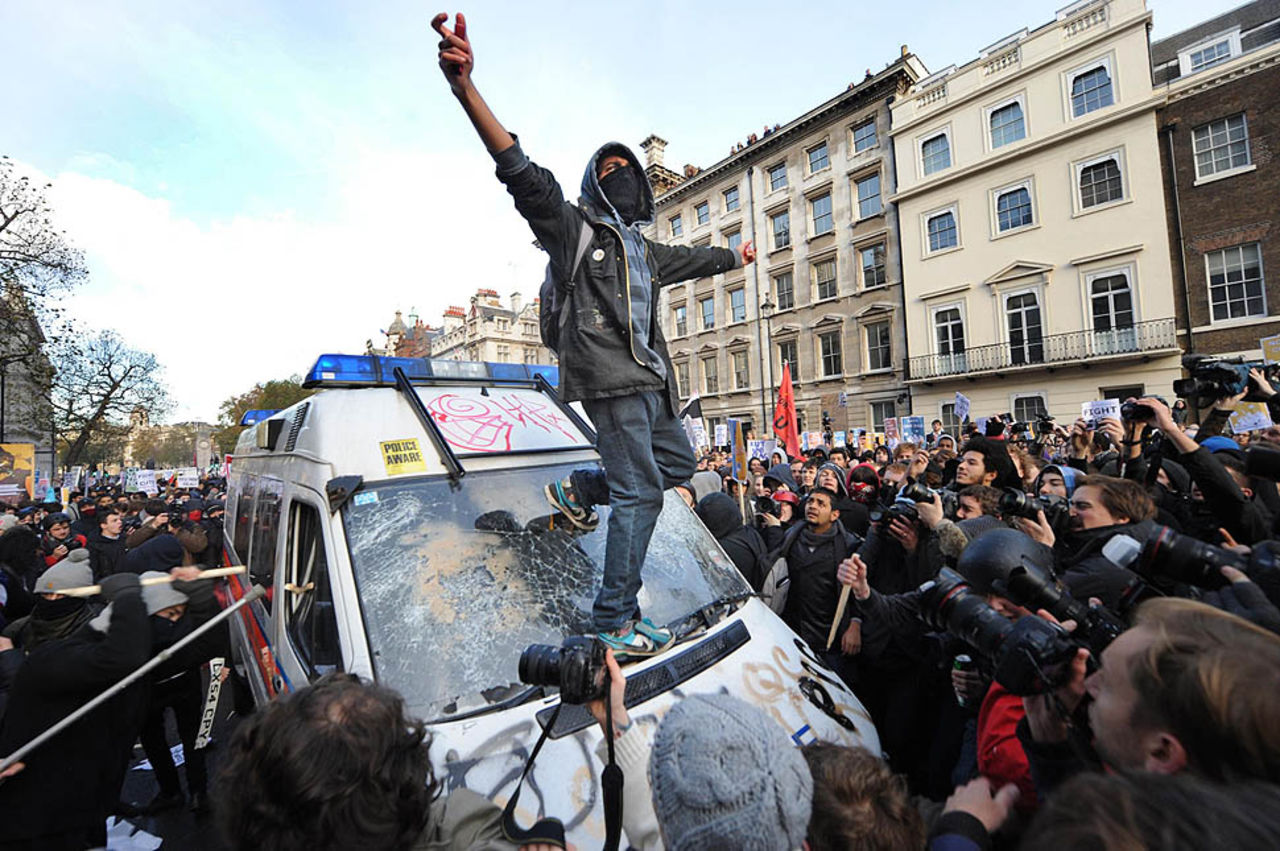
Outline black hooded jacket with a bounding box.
[494,138,740,413]
[696,493,768,591]
[1056,522,1149,609]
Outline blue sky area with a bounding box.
[3,0,1243,420]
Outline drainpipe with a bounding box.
[747,165,770,430]
[1163,122,1194,356]
[886,94,912,396]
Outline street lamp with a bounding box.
[759,298,775,437]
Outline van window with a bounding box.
[341,462,749,720]
[285,502,341,676]
[251,477,283,590]
[232,473,258,566]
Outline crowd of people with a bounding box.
[0,475,231,849]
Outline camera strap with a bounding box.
[500,688,625,851]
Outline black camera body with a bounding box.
[998,488,1069,530]
[899,480,959,518]
[918,568,1081,695]
[518,636,608,704]
[871,497,920,531]
[755,495,778,517]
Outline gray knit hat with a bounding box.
[34,558,93,594]
[648,693,813,851]
[89,571,189,632]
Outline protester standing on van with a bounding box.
[432,13,755,660]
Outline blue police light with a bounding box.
[428,359,489,379]
[527,364,560,387]
[302,353,560,388]
[240,409,279,426]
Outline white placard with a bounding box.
[1081,399,1122,424]
[1230,402,1273,435]
[714,424,728,446]
[954,392,971,422]
[136,470,158,495]
[176,467,200,488]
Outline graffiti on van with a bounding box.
[422,387,588,454]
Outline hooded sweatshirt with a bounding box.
[695,493,768,590]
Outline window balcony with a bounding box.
[906,317,1178,382]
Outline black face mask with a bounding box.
[150,615,182,649]
[34,595,86,622]
[599,166,645,225]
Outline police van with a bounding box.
[224,352,878,846]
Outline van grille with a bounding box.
[536,619,751,738]
[284,402,310,452]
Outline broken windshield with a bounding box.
[340,460,749,720]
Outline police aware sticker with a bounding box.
[353,492,379,506]
[380,438,427,475]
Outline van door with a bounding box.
[277,499,343,687]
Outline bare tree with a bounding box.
[53,331,171,466]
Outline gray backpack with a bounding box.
[538,218,594,356]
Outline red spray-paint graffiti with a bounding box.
[425,392,581,453]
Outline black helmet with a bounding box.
[956,527,1055,597]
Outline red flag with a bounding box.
[772,363,802,460]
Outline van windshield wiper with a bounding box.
[392,365,465,483]
[672,591,756,640]
[430,685,546,725]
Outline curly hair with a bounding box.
[802,743,924,851]
[216,673,439,851]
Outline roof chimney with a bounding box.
[640,134,668,168]
[901,44,909,57]
[511,291,522,314]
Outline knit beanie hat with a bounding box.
[648,692,812,851]
[90,571,189,632]
[34,557,93,594]
[0,514,17,534]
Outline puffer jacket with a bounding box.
[494,138,740,414]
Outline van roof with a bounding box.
[233,354,597,483]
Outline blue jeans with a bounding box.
[572,391,696,632]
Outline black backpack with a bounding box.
[539,215,594,356]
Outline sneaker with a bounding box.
[598,619,674,662]
[544,479,599,531]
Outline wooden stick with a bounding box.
[826,585,851,650]
[59,566,246,598]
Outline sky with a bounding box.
[3,0,1245,423]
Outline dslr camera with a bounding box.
[899,480,958,518]
[1108,525,1279,592]
[871,496,920,531]
[1173,354,1280,407]
[998,488,1070,532]
[518,636,608,704]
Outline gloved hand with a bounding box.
[1205,568,1280,635]
[98,572,141,602]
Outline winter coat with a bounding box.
[123,525,208,571]
[695,493,768,590]
[40,532,87,567]
[410,788,518,851]
[1057,523,1148,610]
[86,528,127,580]
[494,138,739,414]
[0,524,44,591]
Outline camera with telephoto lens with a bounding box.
[917,568,1081,695]
[1173,354,1280,407]
[870,496,920,531]
[998,488,1070,530]
[518,636,607,704]
[755,495,778,517]
[899,479,958,518]
[1119,398,1164,422]
[1119,525,1279,591]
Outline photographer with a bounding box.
[694,492,767,592]
[758,490,800,551]
[1140,396,1270,545]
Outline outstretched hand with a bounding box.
[739,240,756,265]
[431,12,474,93]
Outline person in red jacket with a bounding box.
[40,513,88,567]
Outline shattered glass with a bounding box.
[341,461,748,720]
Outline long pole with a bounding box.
[0,585,265,775]
[746,166,768,431]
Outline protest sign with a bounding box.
[1081,399,1122,424]
[747,439,778,461]
[136,470,159,495]
[714,424,728,447]
[883,418,899,447]
[176,467,200,488]
[954,392,971,423]
[901,416,927,445]
[833,431,846,448]
[1230,402,1273,435]
[1261,334,1280,365]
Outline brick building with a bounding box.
[1154,0,1280,360]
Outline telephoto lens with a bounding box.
[1137,526,1241,590]
[518,636,608,704]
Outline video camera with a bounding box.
[1173,354,1280,407]
[899,480,958,518]
[518,636,607,704]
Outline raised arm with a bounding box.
[432,13,515,155]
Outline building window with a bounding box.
[989,101,1026,148]
[1006,292,1043,365]
[813,258,838,301]
[1207,244,1266,321]
[1193,114,1250,179]
[996,187,1033,232]
[524,349,537,364]
[496,344,510,362]
[723,186,740,212]
[673,304,687,337]
[695,201,710,225]
[927,210,958,252]
[1013,395,1048,422]
[940,403,961,434]
[870,400,896,432]
[702,356,719,394]
[935,307,965,357]
[676,361,691,398]
[732,350,749,389]
[700,296,715,330]
[1091,273,1134,331]
[774,272,795,311]
[669,214,683,238]
[1070,65,1114,117]
[819,329,843,377]
[1189,39,1232,72]
[779,340,799,381]
[855,173,882,219]
[860,243,887,288]
[768,162,788,191]
[771,209,791,249]
[1079,157,1123,208]
[808,141,830,173]
[729,288,746,323]
[853,118,878,152]
[726,230,742,253]
[866,321,891,371]
[811,193,834,236]
[921,132,951,175]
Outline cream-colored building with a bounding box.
[890,0,1181,429]
[648,53,927,439]
[377,291,554,365]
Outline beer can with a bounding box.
[953,654,975,708]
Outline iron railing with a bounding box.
[907,317,1178,381]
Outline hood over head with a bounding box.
[763,463,798,492]
[580,142,655,227]
[1040,464,1083,497]
[695,492,745,539]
